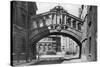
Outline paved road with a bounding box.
[31,54,87,65]
[17,54,88,66]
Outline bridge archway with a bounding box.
[30,5,84,60]
[31,31,82,59]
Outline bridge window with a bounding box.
[57,15,60,24]
[59,15,63,24]
[39,22,44,27]
[65,16,68,24]
[67,18,71,26]
[51,14,54,24]
[45,18,52,26]
[38,19,45,27]
[62,14,65,24]
[44,15,52,26]
[72,20,76,28]
[60,17,62,24]
[78,23,81,30]
[64,15,66,24]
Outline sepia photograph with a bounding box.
[11,0,97,66]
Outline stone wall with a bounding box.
[80,5,97,61]
[11,1,37,64]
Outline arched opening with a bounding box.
[31,32,82,60]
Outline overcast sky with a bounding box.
[36,2,81,17]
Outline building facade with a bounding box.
[11,1,37,64]
[79,5,97,61]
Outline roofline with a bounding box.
[31,6,84,23]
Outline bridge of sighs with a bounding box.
[30,6,84,60]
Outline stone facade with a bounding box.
[80,5,97,61]
[11,1,37,64]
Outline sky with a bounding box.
[36,2,81,17]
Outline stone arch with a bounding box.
[31,31,82,58]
